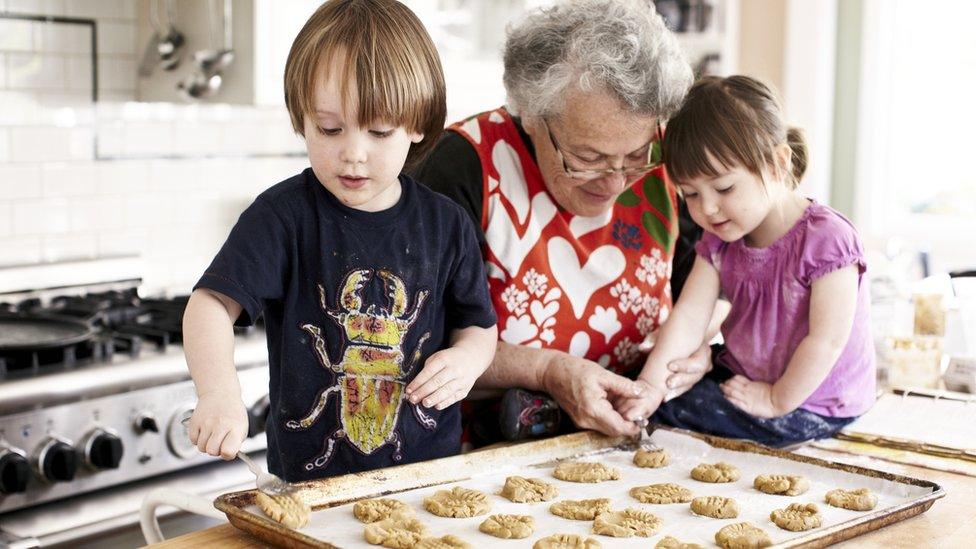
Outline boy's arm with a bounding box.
[723,265,859,416]
[183,288,249,459]
[406,324,497,410]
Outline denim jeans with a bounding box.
[652,362,856,448]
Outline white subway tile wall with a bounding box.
[1,4,137,100]
[0,5,311,293]
[7,1,67,16]
[0,128,8,162]
[0,203,11,237]
[2,138,309,291]
[7,126,94,162]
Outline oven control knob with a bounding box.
[247,395,271,438]
[84,429,124,470]
[35,438,77,483]
[167,404,197,459]
[136,413,160,433]
[0,449,30,494]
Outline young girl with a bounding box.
[620,75,875,447]
[183,0,497,481]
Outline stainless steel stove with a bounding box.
[0,260,271,547]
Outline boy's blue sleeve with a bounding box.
[444,211,497,330]
[193,198,290,326]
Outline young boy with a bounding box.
[183,0,498,482]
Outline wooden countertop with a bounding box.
[151,452,975,548]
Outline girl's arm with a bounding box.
[183,288,250,459]
[618,257,721,419]
[723,265,859,416]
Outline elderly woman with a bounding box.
[414,0,722,441]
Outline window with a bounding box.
[856,0,976,272]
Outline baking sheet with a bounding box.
[808,437,976,478]
[242,430,936,547]
[841,393,976,453]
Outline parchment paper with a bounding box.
[247,430,934,547]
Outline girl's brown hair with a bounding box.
[283,0,447,168]
[662,75,807,189]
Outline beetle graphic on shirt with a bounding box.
[285,268,436,471]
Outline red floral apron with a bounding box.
[451,108,679,373]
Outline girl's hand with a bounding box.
[406,347,482,410]
[663,343,712,398]
[721,375,781,418]
[188,389,249,460]
[615,379,667,424]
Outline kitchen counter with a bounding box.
[151,450,975,548]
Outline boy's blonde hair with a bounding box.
[662,75,807,189]
[284,0,446,167]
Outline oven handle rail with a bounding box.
[139,488,225,544]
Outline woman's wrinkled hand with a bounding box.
[540,354,646,437]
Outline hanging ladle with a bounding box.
[138,0,184,76]
[178,0,234,99]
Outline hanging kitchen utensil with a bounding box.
[178,0,235,100]
[138,0,184,77]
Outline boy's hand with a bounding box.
[721,375,781,418]
[406,347,481,410]
[614,379,667,424]
[188,389,249,460]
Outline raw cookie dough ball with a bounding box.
[690,496,740,519]
[633,447,669,468]
[549,498,612,520]
[770,503,823,532]
[353,498,413,523]
[422,486,490,518]
[630,483,693,504]
[479,514,535,539]
[553,461,620,483]
[691,462,741,483]
[413,535,471,548]
[363,515,427,548]
[656,536,705,549]
[533,533,603,549]
[255,491,311,529]
[754,474,810,496]
[591,508,662,537]
[824,488,878,511]
[501,476,559,502]
[714,522,772,549]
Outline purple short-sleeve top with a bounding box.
[695,200,876,417]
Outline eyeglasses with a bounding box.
[543,118,664,181]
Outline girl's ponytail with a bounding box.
[786,127,808,188]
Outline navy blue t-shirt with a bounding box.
[194,169,496,482]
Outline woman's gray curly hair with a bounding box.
[503,0,692,119]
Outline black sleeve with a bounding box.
[410,131,486,245]
[670,198,703,301]
[444,211,498,331]
[193,198,290,326]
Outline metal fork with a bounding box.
[633,415,662,451]
[236,451,298,497]
[181,414,296,496]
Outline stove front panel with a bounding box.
[0,365,269,514]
